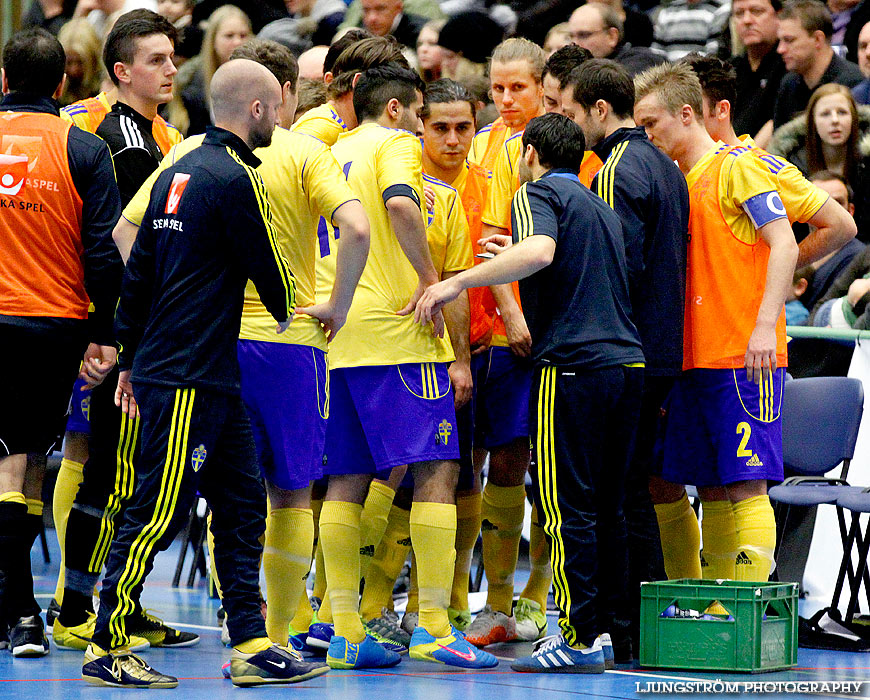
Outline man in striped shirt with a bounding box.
[651,0,731,60]
[560,59,689,661]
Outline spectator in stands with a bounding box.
[21,0,76,35]
[650,0,731,61]
[831,0,861,49]
[340,0,444,35]
[810,239,870,328]
[852,21,870,103]
[171,4,253,135]
[787,266,815,324]
[800,171,867,314]
[594,0,655,47]
[352,0,429,49]
[417,20,445,81]
[436,10,503,80]
[543,22,572,56]
[57,18,103,105]
[73,0,157,37]
[569,3,666,77]
[283,0,346,46]
[157,0,202,61]
[773,0,863,128]
[730,0,786,141]
[192,0,285,33]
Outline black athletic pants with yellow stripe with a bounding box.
[93,384,268,650]
[62,366,140,620]
[530,364,643,649]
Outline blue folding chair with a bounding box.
[768,376,865,623]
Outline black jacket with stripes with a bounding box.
[115,126,296,394]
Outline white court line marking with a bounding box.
[608,669,727,682]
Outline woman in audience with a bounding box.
[417,20,445,82]
[57,18,103,105]
[170,4,252,135]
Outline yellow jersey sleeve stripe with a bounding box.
[514,184,533,241]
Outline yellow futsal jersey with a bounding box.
[124,130,357,349]
[482,132,525,230]
[422,174,473,277]
[318,123,454,369]
[740,137,829,223]
[291,102,348,146]
[467,117,510,174]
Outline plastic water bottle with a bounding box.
[661,604,703,619]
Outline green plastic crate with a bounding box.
[639,579,798,673]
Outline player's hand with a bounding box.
[79,343,117,389]
[114,370,139,419]
[296,303,347,343]
[503,310,532,358]
[407,279,458,335]
[847,278,870,307]
[275,312,295,335]
[745,322,777,384]
[478,234,512,255]
[424,184,436,214]
[449,360,472,409]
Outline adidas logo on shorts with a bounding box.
[745,454,763,467]
[359,544,375,557]
[735,552,752,565]
[397,537,412,547]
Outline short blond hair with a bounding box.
[490,37,546,83]
[634,62,703,118]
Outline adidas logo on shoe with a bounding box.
[746,454,763,467]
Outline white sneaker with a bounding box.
[464,605,518,647]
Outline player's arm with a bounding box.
[227,171,296,330]
[114,142,184,262]
[747,215,799,382]
[299,199,370,341]
[797,197,858,267]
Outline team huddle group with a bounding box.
[0,0,860,690]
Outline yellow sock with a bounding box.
[732,495,776,582]
[406,549,418,614]
[311,498,326,603]
[654,493,702,579]
[234,637,272,654]
[206,513,223,599]
[319,501,365,642]
[450,493,480,613]
[290,590,313,633]
[520,502,552,610]
[359,481,395,581]
[700,500,737,580]
[411,502,456,638]
[0,491,25,505]
[480,483,525,614]
[25,498,43,517]
[360,504,411,621]
[53,458,84,603]
[263,508,314,645]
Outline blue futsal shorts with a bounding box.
[66,377,92,434]
[324,362,460,476]
[238,340,327,491]
[472,347,531,450]
[660,368,785,487]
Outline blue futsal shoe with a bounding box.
[510,634,605,673]
[327,634,402,669]
[409,625,499,669]
[306,622,334,649]
[598,633,614,670]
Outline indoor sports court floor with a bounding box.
[3,537,870,699]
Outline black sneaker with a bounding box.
[10,615,50,657]
[230,644,330,686]
[45,598,61,634]
[82,649,178,688]
[127,611,200,648]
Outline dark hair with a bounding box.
[324,28,371,74]
[810,168,854,202]
[522,113,586,171]
[564,59,634,119]
[792,264,815,287]
[681,52,737,108]
[231,38,299,92]
[421,78,476,121]
[2,28,65,96]
[780,0,833,40]
[542,44,592,89]
[353,64,424,123]
[329,36,409,98]
[103,10,177,87]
